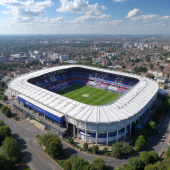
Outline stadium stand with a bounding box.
[29,68,139,95]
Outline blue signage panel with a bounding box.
[18,96,64,123]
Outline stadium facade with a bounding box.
[8,65,159,144]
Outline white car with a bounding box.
[163,136,166,139]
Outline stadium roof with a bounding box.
[8,65,159,124]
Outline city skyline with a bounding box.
[0,0,170,34]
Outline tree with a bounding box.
[153,114,160,124]
[136,129,147,138]
[140,151,151,165]
[4,108,12,117]
[144,164,157,170]
[128,157,143,170]
[146,129,152,136]
[111,141,133,158]
[156,105,165,115]
[67,136,74,144]
[1,95,8,101]
[93,145,99,154]
[149,151,159,163]
[93,158,105,170]
[162,102,169,112]
[0,119,5,126]
[83,142,88,150]
[83,164,95,170]
[166,146,170,157]
[148,121,156,132]
[0,154,12,170]
[0,103,3,108]
[46,138,63,158]
[135,135,146,151]
[69,154,77,165]
[40,132,57,146]
[65,160,71,170]
[1,106,9,114]
[1,81,5,87]
[1,137,22,165]
[103,147,108,154]
[0,126,12,143]
[72,157,85,170]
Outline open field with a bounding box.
[56,83,121,106]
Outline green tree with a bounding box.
[146,129,152,136]
[1,95,8,101]
[156,105,165,115]
[147,121,156,132]
[135,135,146,151]
[128,156,143,170]
[93,145,99,154]
[47,138,63,158]
[72,157,85,170]
[1,106,9,114]
[0,103,3,108]
[40,132,57,146]
[65,160,71,170]
[103,147,108,154]
[0,119,5,126]
[4,108,12,117]
[1,81,5,87]
[1,137,22,165]
[67,136,74,144]
[136,129,147,138]
[83,164,95,170]
[140,151,151,165]
[149,151,159,163]
[144,164,157,170]
[69,154,77,165]
[83,142,88,150]
[0,126,12,143]
[162,102,169,112]
[0,154,12,170]
[93,158,105,170]
[153,114,160,124]
[111,141,133,158]
[166,146,170,157]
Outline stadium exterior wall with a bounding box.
[8,65,159,144]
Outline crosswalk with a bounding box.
[19,120,45,136]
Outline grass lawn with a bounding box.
[56,83,121,106]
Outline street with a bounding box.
[1,109,170,170]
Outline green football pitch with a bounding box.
[56,83,121,106]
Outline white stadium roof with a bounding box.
[8,65,159,123]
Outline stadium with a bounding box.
[8,65,159,144]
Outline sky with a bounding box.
[0,0,170,34]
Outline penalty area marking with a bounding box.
[82,94,90,97]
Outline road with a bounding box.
[0,113,62,170]
[1,109,170,170]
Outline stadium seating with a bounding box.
[30,68,139,95]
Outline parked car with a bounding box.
[158,131,161,133]
[161,139,164,142]
[163,136,166,139]
[166,130,169,133]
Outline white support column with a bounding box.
[66,121,68,129]
[85,130,87,142]
[116,122,119,142]
[96,131,98,145]
[130,123,132,135]
[106,130,108,146]
[77,128,79,138]
[124,126,126,139]
[73,125,75,137]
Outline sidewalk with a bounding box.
[74,133,134,151]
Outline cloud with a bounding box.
[126,9,170,22]
[74,14,112,22]
[56,0,104,16]
[126,9,142,18]
[0,0,54,21]
[113,0,126,2]
[101,6,107,10]
[95,20,122,25]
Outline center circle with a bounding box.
[82,94,90,97]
